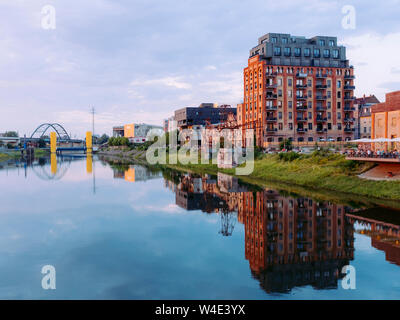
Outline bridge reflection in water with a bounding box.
[156,170,400,294]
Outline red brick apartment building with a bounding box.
[239,33,356,148]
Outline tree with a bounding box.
[97,134,109,144]
[4,131,18,137]
[280,139,293,151]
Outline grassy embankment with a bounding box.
[163,150,400,201]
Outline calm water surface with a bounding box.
[0,156,399,299]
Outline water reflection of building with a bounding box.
[112,165,161,182]
[348,210,400,266]
[164,171,358,293]
[241,190,355,293]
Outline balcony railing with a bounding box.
[266,83,277,88]
[266,117,277,122]
[266,72,277,77]
[344,74,356,79]
[266,105,277,110]
[297,128,308,133]
[344,85,356,90]
[316,95,327,100]
[296,72,308,78]
[316,106,326,111]
[316,73,327,78]
[344,106,355,111]
[344,96,356,101]
[344,118,355,122]
[296,84,307,89]
[296,117,308,122]
[316,117,327,122]
[316,127,326,133]
[296,95,307,100]
[344,127,354,132]
[316,84,327,89]
[266,94,278,99]
[296,105,308,110]
[266,127,277,132]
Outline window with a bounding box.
[278,89,282,97]
[282,37,288,44]
[279,112,282,120]
[338,112,341,120]
[313,48,320,58]
[308,90,312,98]
[323,49,330,58]
[327,80,331,88]
[319,39,326,46]
[284,47,291,56]
[337,102,341,109]
[308,123,313,130]
[289,123,293,130]
[307,79,312,87]
[289,112,292,120]
[294,47,301,57]
[337,80,341,88]
[271,37,277,43]
[304,48,311,57]
[279,123,283,130]
[333,49,339,58]
[329,40,335,47]
[288,78,292,87]
[328,123,332,130]
[274,47,281,56]
[308,137,313,142]
[328,112,331,119]
[288,101,292,108]
[277,78,283,86]
[327,102,331,109]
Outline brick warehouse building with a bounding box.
[371,90,400,151]
[240,33,356,148]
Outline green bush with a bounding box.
[108,136,130,147]
[278,151,300,162]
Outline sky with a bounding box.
[1,0,400,138]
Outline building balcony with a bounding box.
[316,127,326,133]
[316,84,327,89]
[266,83,277,88]
[297,127,308,133]
[296,84,307,89]
[344,96,356,101]
[296,72,308,78]
[266,127,277,133]
[296,105,308,110]
[344,85,356,90]
[344,106,355,111]
[266,117,277,122]
[266,105,277,110]
[316,117,327,122]
[266,72,277,77]
[316,106,326,111]
[296,117,308,122]
[344,127,355,133]
[344,118,355,123]
[344,74,356,79]
[316,73,327,78]
[266,94,278,100]
[316,95,327,100]
[296,95,307,100]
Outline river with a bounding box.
[0,155,399,299]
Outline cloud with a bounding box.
[130,77,192,90]
[343,32,400,101]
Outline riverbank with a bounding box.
[98,147,400,202]
[0,149,50,161]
